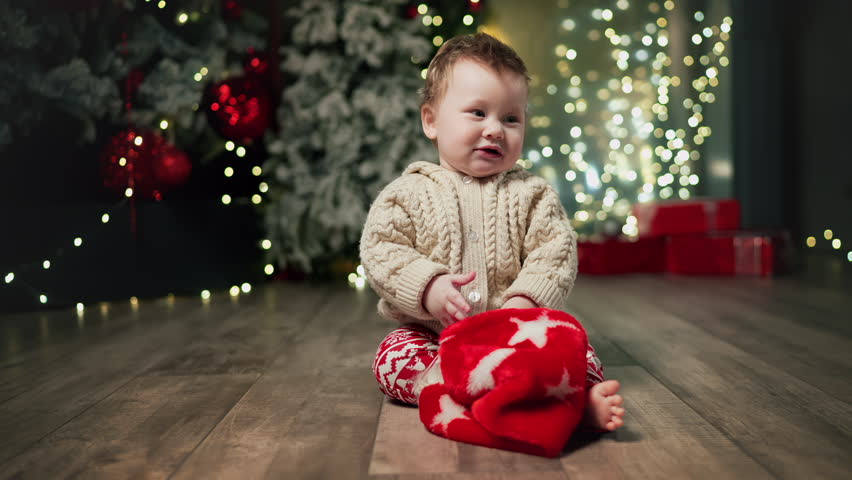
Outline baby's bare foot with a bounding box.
[583,379,625,431]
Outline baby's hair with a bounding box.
[419,33,530,108]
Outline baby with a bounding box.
[361,33,624,432]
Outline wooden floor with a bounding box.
[0,274,850,479]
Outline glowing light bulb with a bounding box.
[43,260,50,270]
[806,236,816,247]
[40,295,47,304]
[264,264,274,275]
[251,194,262,204]
[160,120,169,130]
[76,303,84,312]
[125,188,134,198]
[225,141,235,151]
[832,239,841,249]
[824,229,833,240]
[252,166,263,176]
[4,272,14,283]
[229,286,240,296]
[222,194,232,205]
[261,239,272,250]
[201,290,211,300]
[463,15,473,26]
[74,237,83,247]
[224,167,234,177]
[177,12,188,24]
[236,147,246,157]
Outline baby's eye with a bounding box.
[472,109,485,117]
[506,116,519,123]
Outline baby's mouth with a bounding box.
[476,147,503,156]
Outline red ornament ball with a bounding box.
[205,76,272,140]
[99,129,192,201]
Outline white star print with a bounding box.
[430,394,469,434]
[508,313,579,349]
[467,347,515,396]
[545,368,582,401]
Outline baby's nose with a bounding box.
[483,121,503,139]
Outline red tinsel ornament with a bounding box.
[404,4,419,19]
[469,0,483,13]
[121,68,145,103]
[205,76,272,140]
[243,48,270,78]
[222,0,243,19]
[99,129,192,201]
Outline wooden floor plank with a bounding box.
[0,299,210,463]
[0,299,167,403]
[171,286,386,480]
[369,400,459,475]
[370,473,568,480]
[561,365,774,480]
[571,277,852,480]
[632,276,852,402]
[0,373,257,479]
[0,283,321,466]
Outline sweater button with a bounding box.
[462,175,474,184]
[468,290,481,303]
[468,230,478,242]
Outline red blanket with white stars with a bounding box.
[418,308,588,457]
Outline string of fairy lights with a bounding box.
[2,0,275,311]
[512,1,731,239]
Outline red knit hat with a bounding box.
[418,308,588,457]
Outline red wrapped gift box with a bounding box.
[665,230,793,276]
[578,236,666,275]
[633,198,741,237]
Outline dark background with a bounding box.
[1,0,850,312]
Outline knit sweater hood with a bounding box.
[360,161,578,333]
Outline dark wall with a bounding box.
[733,0,852,254]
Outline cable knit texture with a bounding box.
[360,161,578,333]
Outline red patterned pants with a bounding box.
[372,323,605,405]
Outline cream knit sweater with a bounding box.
[360,161,578,333]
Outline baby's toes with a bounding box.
[609,394,623,406]
[612,406,625,418]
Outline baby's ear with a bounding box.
[421,104,438,140]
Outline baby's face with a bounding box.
[421,59,527,178]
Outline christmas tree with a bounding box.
[263,0,482,275]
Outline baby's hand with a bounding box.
[423,272,476,327]
[502,295,538,309]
